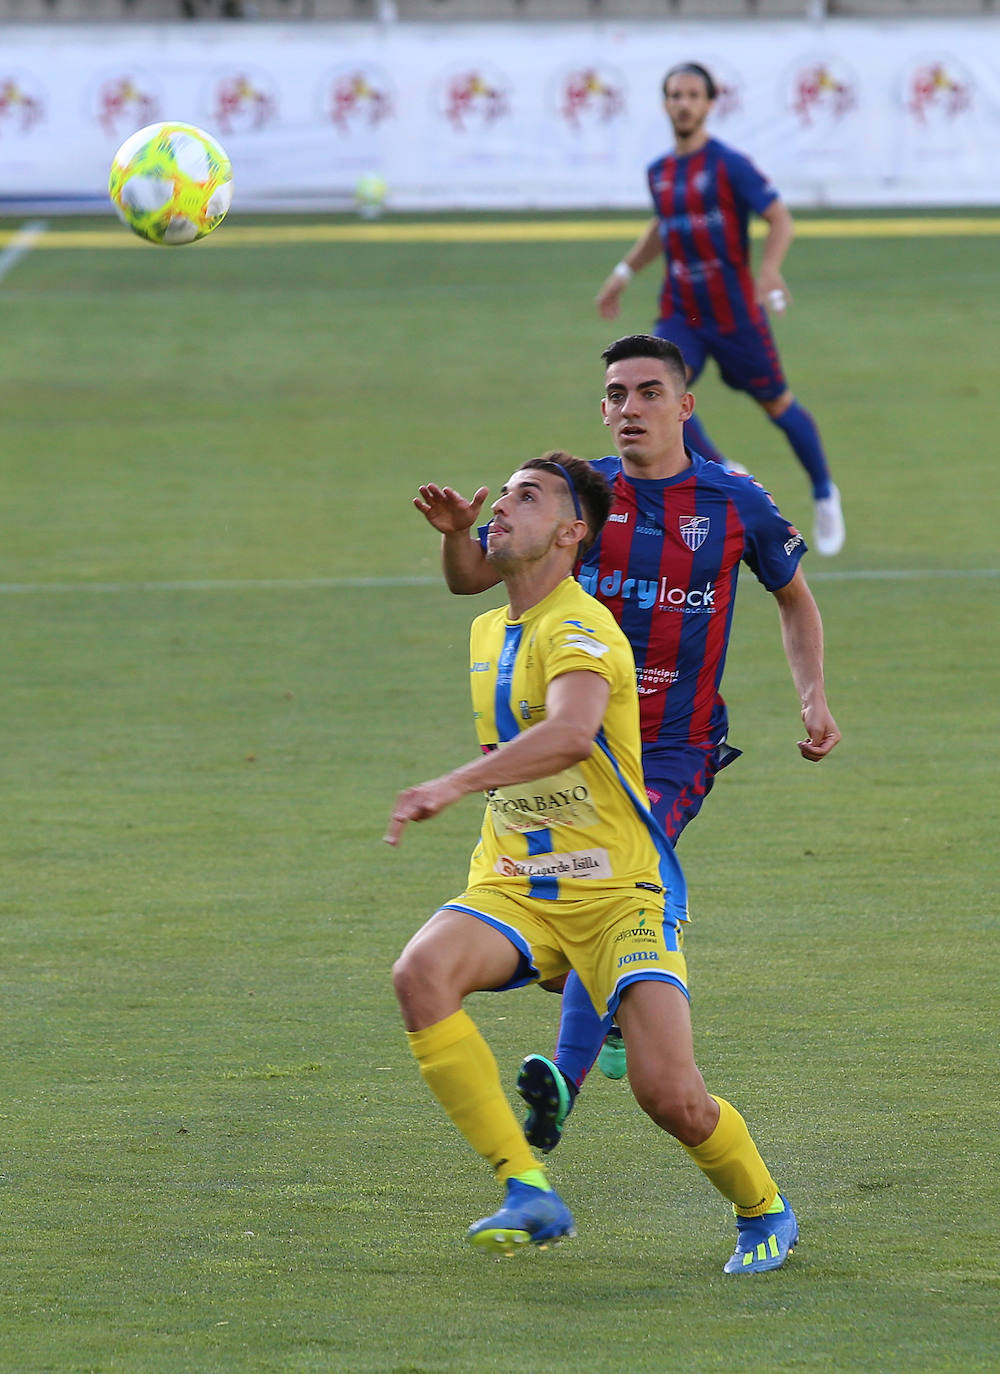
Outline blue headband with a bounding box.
[542,461,584,523]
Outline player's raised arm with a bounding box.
[770,568,841,761]
[595,218,662,320]
[413,483,501,594]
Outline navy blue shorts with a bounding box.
[654,315,787,402]
[641,740,742,845]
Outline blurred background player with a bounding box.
[392,453,798,1275]
[414,334,840,1143]
[596,61,845,557]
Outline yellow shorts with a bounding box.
[441,884,688,1016]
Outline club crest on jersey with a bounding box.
[679,515,710,551]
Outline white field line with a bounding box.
[0,569,995,596]
[0,575,440,595]
[0,219,47,283]
[808,568,999,582]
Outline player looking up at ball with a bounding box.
[595,61,845,556]
[414,335,839,1175]
[389,452,798,1274]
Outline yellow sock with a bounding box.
[406,1010,541,1184]
[512,1168,550,1192]
[683,1096,779,1217]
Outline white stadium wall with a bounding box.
[1,18,998,211]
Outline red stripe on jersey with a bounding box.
[688,498,745,742]
[592,474,638,618]
[666,229,701,327]
[715,157,761,324]
[657,155,701,327]
[640,477,697,742]
[649,159,676,321]
[686,149,735,332]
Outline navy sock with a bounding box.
[553,971,611,1091]
[770,400,832,499]
[683,413,729,466]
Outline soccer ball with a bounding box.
[354,171,387,220]
[109,121,233,246]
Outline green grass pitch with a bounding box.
[0,212,996,1372]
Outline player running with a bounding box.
[596,61,845,556]
[390,453,798,1274]
[414,334,840,1164]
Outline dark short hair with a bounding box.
[520,452,612,555]
[662,62,718,101]
[601,334,688,394]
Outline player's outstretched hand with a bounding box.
[384,775,464,847]
[798,704,841,762]
[414,483,489,535]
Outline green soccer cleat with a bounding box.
[596,1025,627,1079]
[723,1194,799,1274]
[516,1054,574,1153]
[467,1179,576,1256]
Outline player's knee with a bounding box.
[761,389,794,419]
[390,953,412,1008]
[393,934,469,1023]
[632,1078,712,1146]
[391,943,434,1009]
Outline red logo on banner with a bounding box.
[0,76,43,136]
[907,62,972,124]
[711,78,741,122]
[97,76,159,138]
[696,59,741,123]
[443,70,509,132]
[329,69,392,132]
[560,68,624,129]
[213,73,276,134]
[792,62,856,126]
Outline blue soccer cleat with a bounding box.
[516,1054,574,1153]
[596,1025,627,1079]
[723,1194,799,1274]
[468,1179,576,1256]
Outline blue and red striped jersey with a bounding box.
[647,137,779,332]
[578,453,805,748]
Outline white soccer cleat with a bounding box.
[813,484,845,556]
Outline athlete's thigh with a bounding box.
[653,316,708,383]
[398,904,524,996]
[615,976,703,1098]
[440,885,570,991]
[710,320,787,399]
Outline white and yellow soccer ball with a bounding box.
[109,121,233,246]
[354,171,387,219]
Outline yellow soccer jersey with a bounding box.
[466,575,671,900]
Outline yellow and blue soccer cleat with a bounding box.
[596,1025,628,1079]
[467,1179,576,1256]
[723,1194,799,1274]
[516,1054,575,1153]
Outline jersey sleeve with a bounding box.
[735,477,807,590]
[723,146,780,216]
[541,607,629,696]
